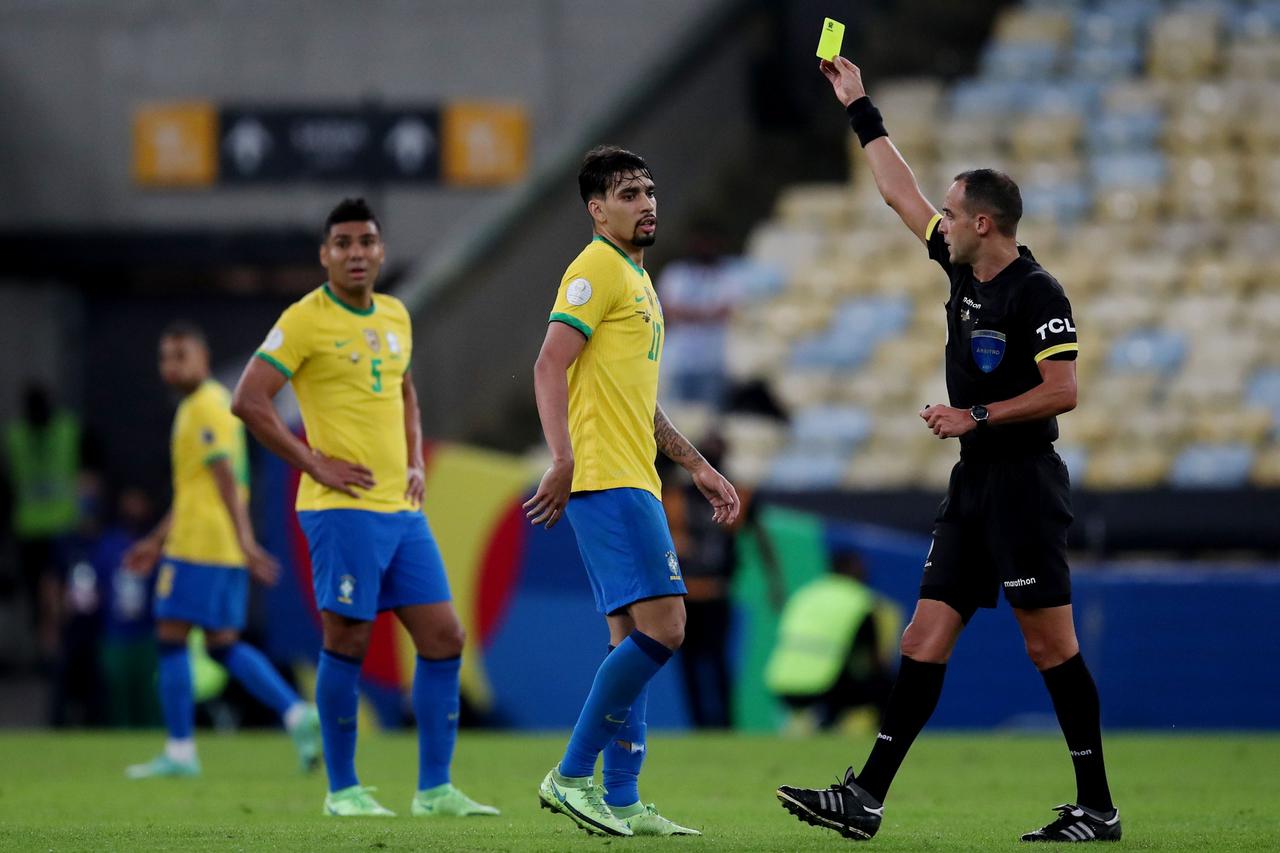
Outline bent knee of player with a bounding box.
[639,621,685,651]
[1023,633,1078,671]
[417,622,466,659]
[900,620,953,663]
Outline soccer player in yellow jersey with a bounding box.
[528,147,741,837]
[232,198,497,819]
[123,322,320,780]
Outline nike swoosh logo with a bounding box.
[554,785,568,803]
[335,339,352,348]
[605,714,627,724]
[634,295,645,302]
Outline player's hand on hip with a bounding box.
[524,459,574,529]
[818,55,867,107]
[405,465,426,507]
[123,536,162,575]
[244,541,281,586]
[310,451,376,498]
[691,463,741,526]
[920,404,975,439]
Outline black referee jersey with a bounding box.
[924,215,1079,457]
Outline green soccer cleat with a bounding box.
[610,801,703,836]
[323,785,396,817]
[411,783,501,817]
[125,754,202,780]
[289,704,322,773]
[538,766,633,837]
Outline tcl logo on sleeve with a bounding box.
[1036,318,1076,339]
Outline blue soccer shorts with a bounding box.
[564,487,687,615]
[153,558,249,631]
[298,509,452,621]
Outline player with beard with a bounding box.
[527,146,741,836]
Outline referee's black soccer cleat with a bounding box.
[1021,803,1121,842]
[776,767,883,841]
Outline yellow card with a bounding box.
[816,17,845,61]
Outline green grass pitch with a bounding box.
[0,731,1277,850]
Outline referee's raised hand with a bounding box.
[818,55,867,108]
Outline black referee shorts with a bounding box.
[919,451,1073,621]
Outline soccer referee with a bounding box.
[775,57,1119,844]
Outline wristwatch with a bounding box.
[969,405,990,426]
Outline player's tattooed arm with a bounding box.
[656,404,741,526]
[654,404,707,471]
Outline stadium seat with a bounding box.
[1170,442,1255,487]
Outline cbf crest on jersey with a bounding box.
[970,329,1006,373]
[363,328,381,352]
[338,573,356,605]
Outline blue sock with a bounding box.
[560,631,672,779]
[157,641,194,741]
[603,644,649,807]
[209,642,300,719]
[414,655,461,790]
[317,649,361,791]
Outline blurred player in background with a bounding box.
[526,146,740,837]
[124,322,320,779]
[232,199,497,819]
[775,57,1119,844]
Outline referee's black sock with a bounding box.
[855,655,947,803]
[1040,653,1114,813]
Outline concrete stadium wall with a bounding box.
[0,0,722,264]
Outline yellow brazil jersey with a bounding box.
[255,283,414,513]
[550,236,664,499]
[165,380,249,567]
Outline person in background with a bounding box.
[97,487,162,728]
[661,430,784,729]
[656,224,739,409]
[765,547,892,731]
[4,384,81,660]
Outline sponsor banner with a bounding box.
[218,106,442,183]
[133,101,218,187]
[442,101,530,186]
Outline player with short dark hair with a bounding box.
[123,322,321,779]
[774,58,1120,844]
[527,146,741,836]
[232,198,497,818]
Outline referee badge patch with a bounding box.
[970,329,1006,373]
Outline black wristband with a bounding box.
[847,96,888,147]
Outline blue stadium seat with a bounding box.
[981,41,1063,79]
[1246,367,1280,426]
[790,405,873,450]
[1108,329,1188,375]
[1090,151,1167,188]
[1090,110,1164,153]
[1093,0,1164,31]
[1022,79,1101,114]
[1022,181,1092,224]
[1075,9,1146,48]
[1232,1,1280,38]
[1170,443,1255,487]
[766,450,847,491]
[791,296,913,369]
[1070,43,1142,78]
[726,258,785,302]
[950,79,1033,116]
